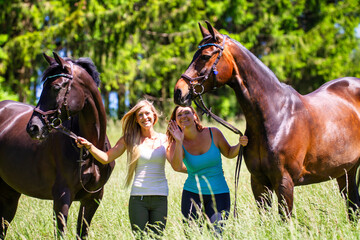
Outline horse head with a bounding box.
[27,52,102,140]
[174,21,235,106]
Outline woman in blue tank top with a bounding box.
[166,106,248,235]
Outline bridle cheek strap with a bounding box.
[181,35,227,95]
[33,61,74,129]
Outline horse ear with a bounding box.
[205,20,221,42]
[53,52,71,73]
[198,22,210,38]
[43,53,56,65]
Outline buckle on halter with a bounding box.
[51,118,62,128]
[193,83,204,95]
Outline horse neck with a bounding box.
[78,85,107,150]
[228,41,294,130]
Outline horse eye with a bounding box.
[201,55,211,61]
[52,84,61,92]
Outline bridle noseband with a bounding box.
[33,61,74,129]
[181,35,227,95]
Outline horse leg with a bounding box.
[275,171,294,220]
[0,178,21,239]
[52,185,72,238]
[76,191,103,239]
[336,167,360,221]
[251,175,273,212]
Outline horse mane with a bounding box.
[230,37,289,89]
[42,57,100,87]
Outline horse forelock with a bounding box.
[189,34,226,66]
[42,57,100,87]
[198,35,212,45]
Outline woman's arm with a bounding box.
[212,127,248,159]
[166,140,187,173]
[76,136,126,164]
[166,121,187,173]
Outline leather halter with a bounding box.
[181,35,227,95]
[33,61,74,129]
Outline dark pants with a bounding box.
[181,190,230,234]
[128,195,168,237]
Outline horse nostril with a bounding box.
[27,124,40,138]
[174,89,181,99]
[174,89,192,106]
[174,89,183,105]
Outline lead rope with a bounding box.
[78,148,103,194]
[193,95,243,217]
[53,124,103,194]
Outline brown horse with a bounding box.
[174,21,360,220]
[0,52,115,238]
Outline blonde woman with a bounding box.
[76,100,169,237]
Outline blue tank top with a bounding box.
[182,128,229,195]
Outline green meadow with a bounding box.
[6,119,360,239]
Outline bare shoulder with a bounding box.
[209,127,223,137]
[158,133,167,139]
[158,133,168,145]
[208,127,226,145]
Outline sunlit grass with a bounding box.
[5,119,360,239]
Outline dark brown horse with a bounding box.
[0,52,115,238]
[174,21,360,220]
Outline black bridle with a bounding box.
[34,61,74,129]
[182,35,244,217]
[181,35,226,95]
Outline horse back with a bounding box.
[0,100,60,198]
[0,100,34,138]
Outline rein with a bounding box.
[185,35,243,217]
[54,121,103,194]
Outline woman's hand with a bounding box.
[239,135,248,146]
[166,120,187,173]
[76,137,92,150]
[168,120,184,143]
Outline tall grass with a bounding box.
[6,119,360,239]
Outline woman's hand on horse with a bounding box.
[76,137,92,150]
[240,135,248,146]
[168,120,184,143]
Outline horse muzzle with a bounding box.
[26,114,50,140]
[174,88,192,106]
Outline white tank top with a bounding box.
[130,134,168,196]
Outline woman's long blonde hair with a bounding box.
[122,99,159,187]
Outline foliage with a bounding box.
[0,0,359,117]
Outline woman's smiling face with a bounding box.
[175,106,196,128]
[136,105,155,129]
